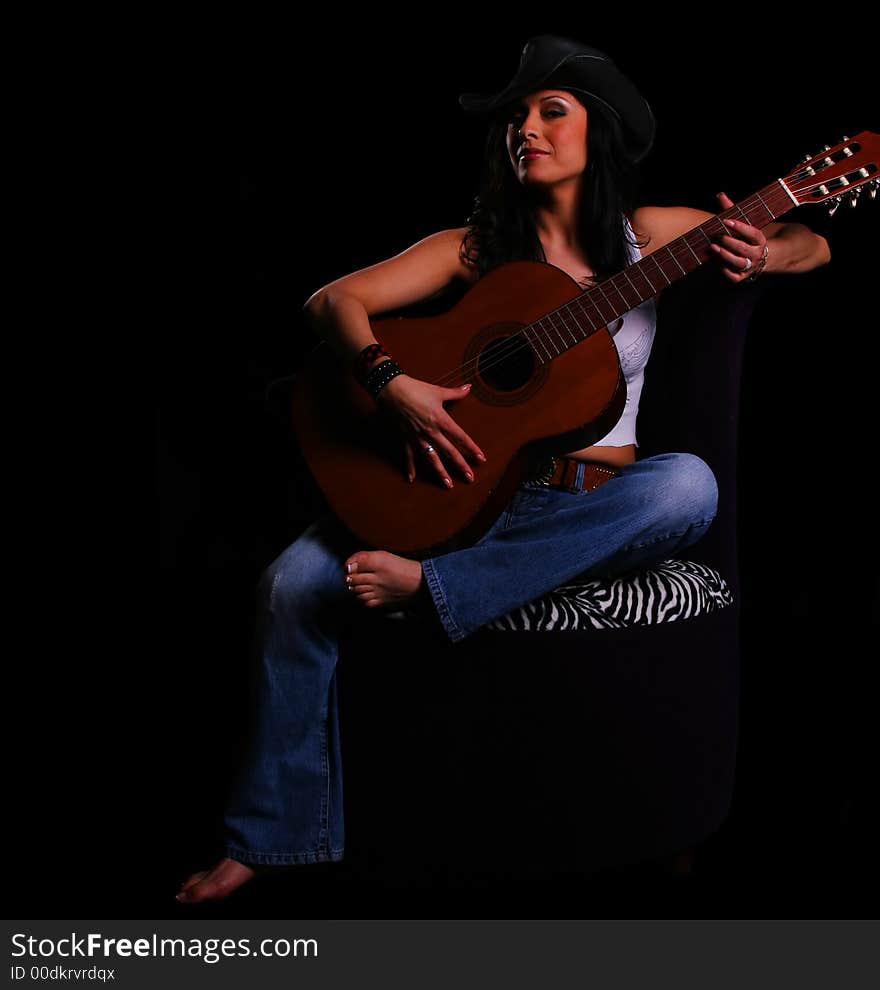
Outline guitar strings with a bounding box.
[424,161,851,388]
[422,192,769,390]
[418,171,863,390]
[452,156,872,386]
[424,187,786,388]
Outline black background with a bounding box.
[15,21,877,922]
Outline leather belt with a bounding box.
[526,455,621,492]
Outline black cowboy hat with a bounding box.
[459,34,656,163]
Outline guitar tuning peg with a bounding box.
[822,144,832,151]
[828,196,843,217]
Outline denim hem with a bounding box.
[226,844,345,866]
[420,558,465,643]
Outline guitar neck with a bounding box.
[526,180,793,362]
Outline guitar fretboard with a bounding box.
[524,179,794,362]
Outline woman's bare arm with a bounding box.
[301,227,485,487]
[302,226,471,362]
[631,200,830,285]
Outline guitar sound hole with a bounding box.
[476,335,535,392]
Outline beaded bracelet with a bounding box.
[745,243,770,282]
[353,342,391,386]
[363,358,406,398]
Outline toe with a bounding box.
[352,550,386,574]
[344,551,370,574]
[179,870,208,893]
[177,859,246,904]
[177,860,254,903]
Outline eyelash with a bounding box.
[509,109,564,124]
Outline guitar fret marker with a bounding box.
[558,314,578,346]
[570,299,591,332]
[608,279,630,309]
[667,247,686,275]
[597,283,616,317]
[594,297,615,323]
[753,194,774,220]
[571,298,596,334]
[548,314,565,357]
[527,324,552,363]
[641,267,657,294]
[683,238,701,264]
[555,313,574,349]
[589,302,605,330]
[545,314,566,354]
[622,270,641,305]
[650,254,671,285]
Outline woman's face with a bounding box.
[504,89,588,187]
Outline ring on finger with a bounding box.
[423,444,435,454]
[742,256,752,272]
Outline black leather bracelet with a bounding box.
[363,358,405,398]
[353,343,391,386]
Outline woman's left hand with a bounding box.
[710,191,768,283]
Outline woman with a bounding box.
[177,35,830,903]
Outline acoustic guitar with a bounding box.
[291,131,878,555]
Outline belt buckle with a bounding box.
[584,464,619,492]
[531,455,557,487]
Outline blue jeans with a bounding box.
[223,451,718,865]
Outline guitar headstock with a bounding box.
[783,130,878,215]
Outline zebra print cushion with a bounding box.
[485,558,733,632]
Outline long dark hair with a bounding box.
[460,93,648,288]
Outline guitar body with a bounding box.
[291,260,626,556]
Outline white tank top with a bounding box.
[594,215,658,447]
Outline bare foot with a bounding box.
[176,857,256,903]
[343,550,424,609]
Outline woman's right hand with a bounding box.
[375,373,487,488]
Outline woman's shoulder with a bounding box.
[449,225,482,285]
[629,204,718,255]
[307,226,478,315]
